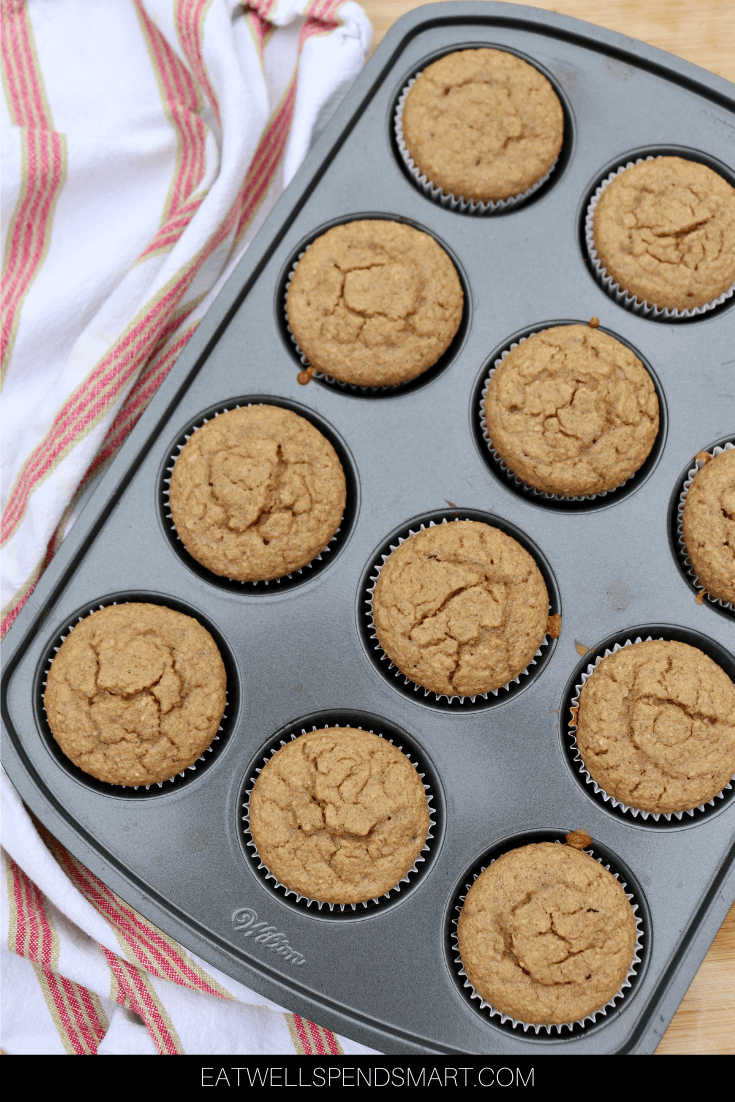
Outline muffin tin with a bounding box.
[2,3,734,1054]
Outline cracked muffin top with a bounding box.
[483,324,659,497]
[575,639,735,814]
[169,405,346,582]
[248,728,430,904]
[286,220,463,387]
[44,603,227,786]
[401,48,564,203]
[592,156,735,310]
[372,521,549,698]
[682,448,735,605]
[457,842,637,1025]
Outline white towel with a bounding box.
[1,0,371,627]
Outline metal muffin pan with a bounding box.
[3,3,734,1055]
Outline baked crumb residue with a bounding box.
[169,405,346,582]
[576,639,735,814]
[286,221,463,387]
[484,325,659,497]
[372,521,548,697]
[457,842,636,1024]
[547,613,562,639]
[248,728,430,904]
[44,604,226,786]
[565,829,593,850]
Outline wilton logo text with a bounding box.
[232,907,306,965]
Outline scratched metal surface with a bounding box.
[3,3,735,1055]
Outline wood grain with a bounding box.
[363,0,735,82]
[358,0,735,1056]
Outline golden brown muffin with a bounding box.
[575,640,735,814]
[248,728,430,904]
[44,603,227,786]
[484,325,659,496]
[682,448,735,604]
[169,405,346,582]
[286,220,463,387]
[401,48,563,202]
[457,842,637,1025]
[592,157,735,311]
[372,521,549,697]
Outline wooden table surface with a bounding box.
[358,0,735,1056]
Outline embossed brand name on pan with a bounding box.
[232,907,306,965]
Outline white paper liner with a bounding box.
[569,635,735,820]
[451,840,644,1034]
[42,602,228,791]
[365,517,553,704]
[394,73,559,214]
[675,441,735,613]
[163,403,342,585]
[479,330,638,502]
[284,252,409,394]
[585,157,735,319]
[242,724,436,911]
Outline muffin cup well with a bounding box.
[37,594,237,797]
[240,716,438,917]
[362,512,559,710]
[160,397,357,593]
[675,440,735,615]
[449,836,644,1036]
[584,155,735,320]
[568,635,735,822]
[393,64,561,215]
[479,326,652,503]
[279,216,470,396]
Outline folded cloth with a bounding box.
[1,0,377,1055]
[1,0,371,626]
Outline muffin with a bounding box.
[575,639,735,814]
[248,728,430,904]
[457,841,637,1025]
[44,603,227,786]
[483,324,659,496]
[372,521,549,697]
[681,448,735,605]
[592,156,735,311]
[400,48,563,203]
[169,404,346,582]
[286,220,463,387]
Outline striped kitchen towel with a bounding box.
[1,0,377,1055]
[1,0,371,632]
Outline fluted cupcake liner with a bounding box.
[585,157,735,319]
[42,601,229,792]
[451,840,644,1034]
[394,74,559,215]
[283,253,406,395]
[569,635,735,821]
[163,403,342,586]
[241,724,436,912]
[478,332,637,502]
[365,517,552,705]
[675,441,735,613]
